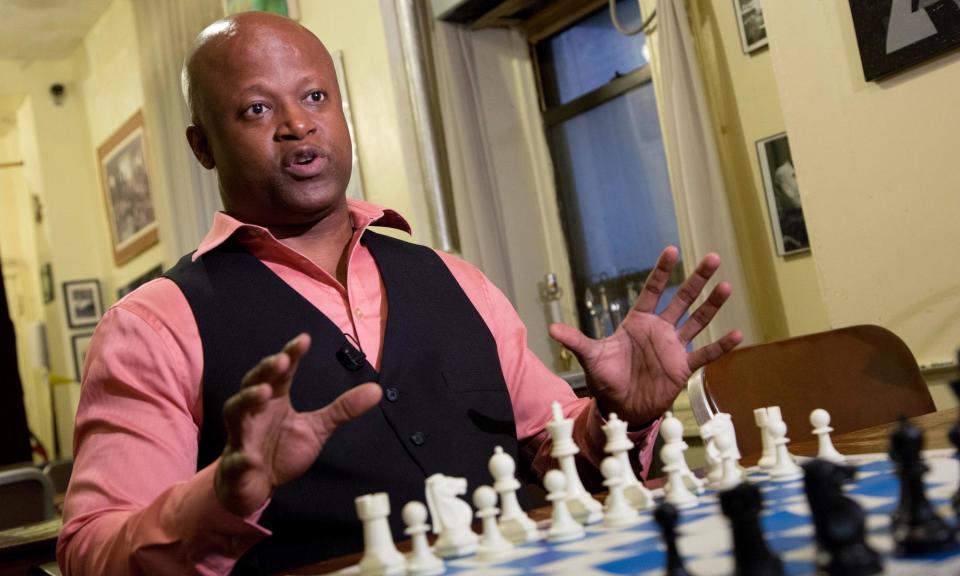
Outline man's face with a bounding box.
[188,19,353,226]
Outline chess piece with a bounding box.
[654,502,696,576]
[802,460,882,576]
[488,446,541,543]
[543,469,585,542]
[754,407,777,469]
[401,501,445,576]
[602,412,654,509]
[714,430,744,490]
[699,420,724,487]
[425,473,478,558]
[767,419,803,481]
[660,412,705,494]
[355,493,406,576]
[600,457,640,529]
[661,443,698,509]
[719,483,784,576]
[888,417,958,556]
[546,401,603,524]
[810,408,845,464]
[473,485,514,562]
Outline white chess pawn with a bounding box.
[473,486,514,562]
[713,431,745,490]
[600,457,640,529]
[401,501,444,576]
[488,446,541,543]
[659,412,704,495]
[602,413,654,510]
[543,469,585,542]
[810,408,845,464]
[356,493,407,576]
[661,443,698,509]
[699,420,724,487]
[767,419,803,481]
[754,407,776,469]
[546,402,603,525]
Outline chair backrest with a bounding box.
[686,325,935,462]
[42,458,73,495]
[0,467,55,530]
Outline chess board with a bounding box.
[331,449,960,575]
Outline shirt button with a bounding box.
[385,387,400,402]
[410,432,425,446]
[354,307,364,318]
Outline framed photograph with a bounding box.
[98,110,159,266]
[756,133,810,256]
[223,0,299,19]
[40,263,54,304]
[849,0,960,81]
[734,0,768,53]
[332,50,364,201]
[117,264,164,299]
[63,279,104,328]
[71,332,94,381]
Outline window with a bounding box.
[535,0,683,339]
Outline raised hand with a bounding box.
[549,246,742,425]
[215,333,382,517]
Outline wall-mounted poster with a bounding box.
[734,0,768,53]
[63,279,104,328]
[223,0,299,19]
[72,332,94,381]
[98,111,159,266]
[849,0,960,81]
[757,133,810,256]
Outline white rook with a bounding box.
[355,493,406,576]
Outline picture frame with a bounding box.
[63,279,104,329]
[40,263,54,304]
[849,0,960,81]
[223,0,300,19]
[97,110,159,266]
[734,0,768,54]
[331,50,364,201]
[756,133,810,256]
[117,264,164,299]
[71,332,94,381]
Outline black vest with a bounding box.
[165,230,519,573]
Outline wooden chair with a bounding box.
[686,325,936,462]
[0,467,54,530]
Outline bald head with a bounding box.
[181,12,329,125]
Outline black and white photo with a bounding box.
[734,0,768,53]
[757,133,810,256]
[63,279,104,328]
[72,332,95,381]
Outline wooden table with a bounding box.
[290,407,960,575]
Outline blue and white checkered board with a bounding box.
[336,450,960,576]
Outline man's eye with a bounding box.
[308,91,326,103]
[245,103,267,116]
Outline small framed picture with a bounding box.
[756,133,810,256]
[40,263,54,304]
[71,332,95,381]
[63,279,104,328]
[734,0,768,54]
[223,0,299,19]
[117,264,164,299]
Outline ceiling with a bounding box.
[0,0,112,61]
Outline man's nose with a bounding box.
[276,106,316,140]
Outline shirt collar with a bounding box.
[192,198,413,261]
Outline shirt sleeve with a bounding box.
[435,253,660,486]
[57,282,269,576]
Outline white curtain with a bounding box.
[654,0,759,345]
[130,0,224,264]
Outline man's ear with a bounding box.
[186,124,215,169]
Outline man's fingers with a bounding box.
[218,450,261,485]
[310,383,383,440]
[687,329,743,372]
[659,253,721,325]
[633,246,680,314]
[274,333,311,397]
[548,322,598,364]
[240,333,311,395]
[241,353,288,389]
[223,383,270,450]
[678,281,732,343]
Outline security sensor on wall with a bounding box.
[50,83,65,106]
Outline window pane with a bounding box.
[548,82,680,335]
[537,0,648,108]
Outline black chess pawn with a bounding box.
[719,483,784,576]
[889,416,959,556]
[654,503,695,576]
[802,459,882,576]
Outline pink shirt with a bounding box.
[58,200,659,575]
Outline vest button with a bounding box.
[385,387,400,402]
[410,432,425,446]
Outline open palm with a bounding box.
[550,247,742,425]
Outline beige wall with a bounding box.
[688,0,830,341]
[763,1,960,368]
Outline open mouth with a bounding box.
[283,147,328,178]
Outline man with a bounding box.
[58,12,741,576]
